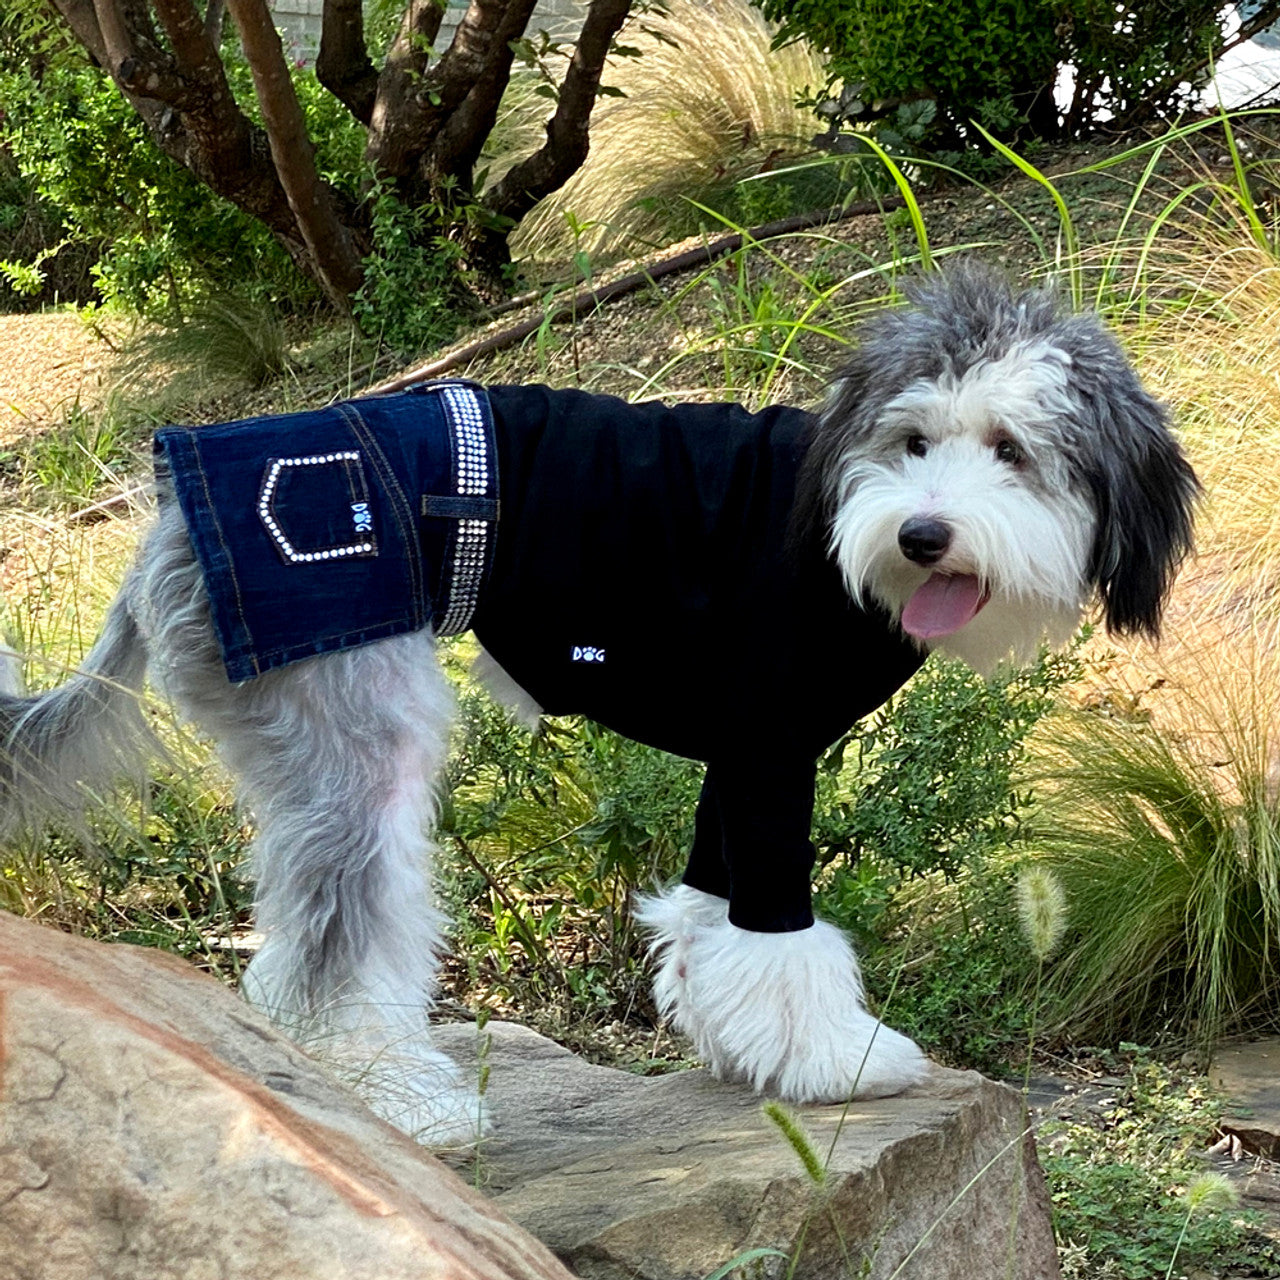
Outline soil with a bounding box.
[0,313,120,445]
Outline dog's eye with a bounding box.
[906,435,929,458]
[994,438,1024,465]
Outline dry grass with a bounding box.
[508,0,825,262]
[1065,224,1280,729]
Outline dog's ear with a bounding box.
[1073,360,1200,640]
[791,346,880,550]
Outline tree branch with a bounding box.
[485,0,632,223]
[366,0,509,181]
[49,0,110,68]
[203,0,226,44]
[89,0,186,100]
[225,0,365,307]
[426,0,539,190]
[386,0,445,73]
[316,0,379,126]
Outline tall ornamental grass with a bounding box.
[1029,638,1280,1046]
[509,0,825,262]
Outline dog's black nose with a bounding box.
[898,518,952,565]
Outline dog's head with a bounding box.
[797,264,1200,671]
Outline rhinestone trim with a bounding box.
[436,384,495,636]
[258,452,375,563]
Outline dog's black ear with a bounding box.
[1073,354,1200,640]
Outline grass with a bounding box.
[21,398,133,508]
[506,0,830,263]
[1028,639,1280,1049]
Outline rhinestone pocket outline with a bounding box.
[258,451,376,564]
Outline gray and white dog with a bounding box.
[0,266,1198,1144]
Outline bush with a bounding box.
[0,17,367,318]
[439,664,702,1031]
[813,642,1085,886]
[756,0,1234,144]
[1045,1058,1279,1279]
[807,645,1084,1071]
[351,185,472,356]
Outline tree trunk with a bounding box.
[42,0,638,315]
[225,0,366,309]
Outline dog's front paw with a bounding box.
[677,917,929,1103]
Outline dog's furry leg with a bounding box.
[634,884,728,1047]
[638,884,927,1101]
[0,569,153,836]
[135,507,480,1145]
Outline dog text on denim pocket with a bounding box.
[572,645,605,663]
[351,502,373,535]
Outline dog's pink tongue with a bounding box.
[901,573,988,640]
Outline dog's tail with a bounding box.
[0,576,154,836]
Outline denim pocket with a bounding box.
[258,450,380,564]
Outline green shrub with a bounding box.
[1046,1058,1279,1279]
[351,185,473,357]
[813,642,1085,885]
[0,22,366,318]
[804,645,1084,1071]
[439,665,702,1026]
[756,0,1232,144]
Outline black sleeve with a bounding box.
[682,756,817,932]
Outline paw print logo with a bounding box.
[572,645,606,663]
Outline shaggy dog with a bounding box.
[0,266,1198,1144]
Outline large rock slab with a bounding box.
[436,1022,1060,1280]
[0,911,576,1280]
[1212,1039,1280,1159]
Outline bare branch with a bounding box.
[89,0,186,99]
[316,0,379,126]
[225,0,365,306]
[151,0,222,77]
[47,0,110,67]
[426,0,539,187]
[386,0,445,73]
[486,0,632,222]
[203,0,226,44]
[366,0,509,180]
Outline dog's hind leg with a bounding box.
[136,514,477,1144]
[230,638,476,1144]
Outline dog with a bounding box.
[0,265,1198,1144]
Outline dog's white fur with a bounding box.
[634,885,926,1099]
[830,341,1094,671]
[0,269,1196,1144]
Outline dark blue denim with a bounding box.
[154,384,495,683]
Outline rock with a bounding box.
[1212,1039,1280,1159]
[0,911,576,1280]
[435,1022,1060,1280]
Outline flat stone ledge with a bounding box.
[1213,1039,1280,1160]
[436,1022,1061,1280]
